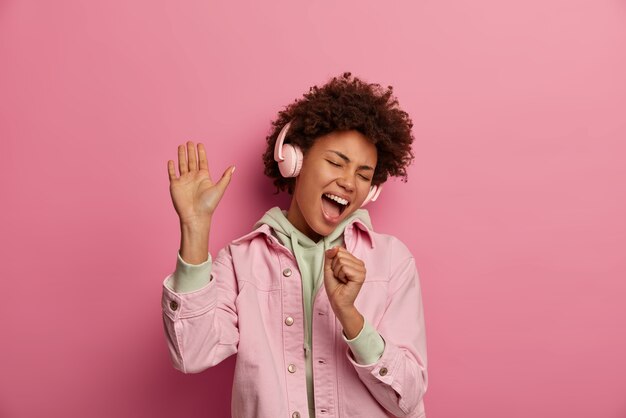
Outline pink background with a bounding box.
[1,0,625,417]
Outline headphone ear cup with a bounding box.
[360,183,383,207]
[277,143,303,178]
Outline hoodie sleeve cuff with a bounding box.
[164,251,213,293]
[342,318,386,365]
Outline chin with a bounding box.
[318,224,334,237]
[306,218,331,238]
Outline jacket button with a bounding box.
[379,367,388,376]
[284,316,294,326]
[282,268,292,277]
[292,412,300,418]
[288,364,296,373]
[169,300,178,311]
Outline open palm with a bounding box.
[167,141,235,225]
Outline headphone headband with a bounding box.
[273,122,292,162]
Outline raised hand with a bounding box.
[167,141,235,226]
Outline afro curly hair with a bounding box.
[262,72,415,195]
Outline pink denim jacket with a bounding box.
[161,218,428,418]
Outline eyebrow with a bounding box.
[326,150,374,171]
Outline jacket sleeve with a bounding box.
[161,246,239,374]
[345,245,428,417]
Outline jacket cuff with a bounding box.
[345,333,402,389]
[164,251,212,293]
[342,318,386,365]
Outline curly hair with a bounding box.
[262,72,415,194]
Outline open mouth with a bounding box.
[321,193,349,218]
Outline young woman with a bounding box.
[161,72,428,418]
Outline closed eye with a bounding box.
[327,160,371,181]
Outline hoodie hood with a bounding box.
[253,206,373,251]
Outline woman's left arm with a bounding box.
[347,252,428,417]
[325,240,428,417]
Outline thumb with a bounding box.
[216,165,236,191]
[324,247,339,271]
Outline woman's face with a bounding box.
[287,130,378,242]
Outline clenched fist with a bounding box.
[323,246,367,314]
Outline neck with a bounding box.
[286,197,322,242]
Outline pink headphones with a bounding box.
[273,121,382,207]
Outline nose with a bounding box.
[336,173,355,193]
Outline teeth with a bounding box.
[324,193,349,206]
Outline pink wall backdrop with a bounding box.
[1,0,625,417]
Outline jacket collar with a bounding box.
[231,215,375,249]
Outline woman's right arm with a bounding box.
[166,140,235,290]
[169,140,235,261]
[161,141,238,372]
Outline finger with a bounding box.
[178,145,188,175]
[187,141,197,171]
[340,264,365,284]
[335,274,348,284]
[334,250,365,273]
[324,247,340,274]
[333,264,354,283]
[333,260,348,280]
[331,251,361,272]
[332,255,365,277]
[216,165,236,192]
[329,261,348,283]
[333,261,363,280]
[333,246,353,262]
[331,251,345,271]
[167,160,177,182]
[197,143,210,174]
